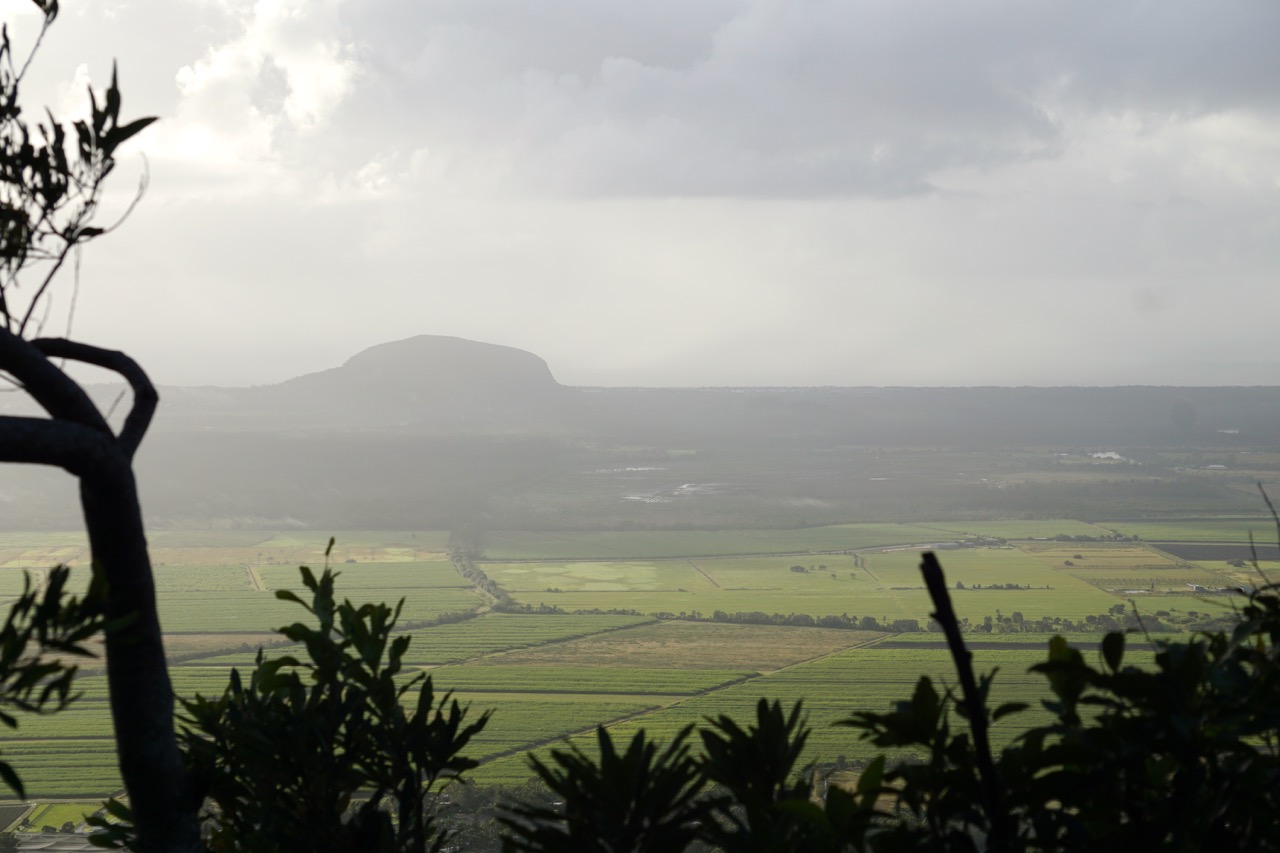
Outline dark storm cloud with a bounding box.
[321,0,1280,198]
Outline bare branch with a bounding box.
[0,414,120,477]
[0,328,107,431]
[31,338,157,457]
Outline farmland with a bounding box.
[0,519,1269,806]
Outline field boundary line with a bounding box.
[515,631,893,752]
[686,560,721,588]
[473,705,666,767]
[453,617,662,665]
[752,631,894,676]
[478,548,910,564]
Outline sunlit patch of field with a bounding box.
[1097,519,1277,542]
[497,547,1127,623]
[482,621,884,671]
[480,523,947,560]
[428,665,756,696]
[257,560,465,591]
[191,614,656,668]
[20,803,99,831]
[163,632,280,659]
[154,588,482,632]
[152,565,256,592]
[917,519,1115,539]
[861,547,1119,621]
[488,560,715,593]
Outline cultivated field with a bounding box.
[0,519,1264,807]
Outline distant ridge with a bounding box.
[282,334,561,397]
[148,335,580,433]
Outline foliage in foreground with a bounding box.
[64,547,1280,850]
[0,565,103,799]
[499,555,1280,852]
[91,548,489,852]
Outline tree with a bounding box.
[92,560,489,852]
[0,4,198,849]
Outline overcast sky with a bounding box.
[4,0,1279,387]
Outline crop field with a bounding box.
[467,645,1088,786]
[1097,519,1278,542]
[0,567,41,599]
[449,695,659,762]
[1018,541,1182,566]
[192,613,656,668]
[482,621,884,671]
[21,802,98,829]
[0,739,121,797]
[428,665,756,696]
[0,519,1266,802]
[151,565,256,592]
[479,524,949,560]
[917,519,1116,540]
[500,547,1125,624]
[257,560,465,590]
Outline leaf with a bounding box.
[993,702,1029,722]
[1101,631,1125,673]
[0,759,25,798]
[857,754,885,796]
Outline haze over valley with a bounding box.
[3,335,1275,531]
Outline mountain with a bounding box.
[3,334,1280,530]
[156,335,581,434]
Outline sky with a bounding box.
[3,0,1279,387]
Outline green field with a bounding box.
[499,547,1121,623]
[479,524,949,560]
[468,645,1089,786]
[1097,518,1278,542]
[21,802,99,830]
[0,521,1265,801]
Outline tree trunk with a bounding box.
[0,332,202,851]
[81,470,203,852]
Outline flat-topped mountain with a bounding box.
[156,335,580,433]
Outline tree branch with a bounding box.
[920,551,1012,852]
[32,338,157,458]
[0,329,109,432]
[0,415,121,477]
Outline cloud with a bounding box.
[317,0,1280,199]
[7,0,1279,387]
